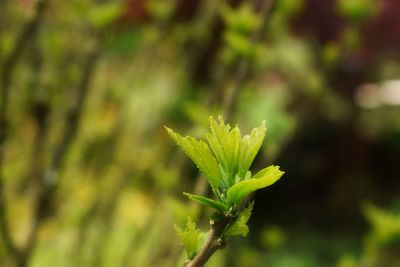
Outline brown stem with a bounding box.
[184,217,232,267]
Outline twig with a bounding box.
[21,47,99,267]
[184,217,232,267]
[222,0,274,121]
[0,0,47,142]
[0,0,47,262]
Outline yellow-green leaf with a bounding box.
[175,218,202,259]
[206,116,241,186]
[183,192,229,212]
[165,126,221,193]
[227,165,284,204]
[237,120,266,178]
[224,202,254,237]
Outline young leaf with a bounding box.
[183,192,229,212]
[165,127,221,193]
[224,202,254,237]
[227,165,284,204]
[175,218,202,259]
[237,121,266,178]
[206,116,241,186]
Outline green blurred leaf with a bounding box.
[275,0,304,16]
[227,165,284,204]
[146,0,174,20]
[223,31,254,60]
[260,225,286,249]
[322,42,340,67]
[363,203,400,244]
[221,3,261,34]
[337,255,358,267]
[224,202,254,237]
[183,192,229,212]
[175,218,203,259]
[336,0,378,23]
[165,126,221,193]
[89,3,123,28]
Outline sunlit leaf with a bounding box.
[165,127,221,193]
[227,165,284,204]
[183,192,229,212]
[206,116,241,186]
[237,120,266,178]
[224,202,254,237]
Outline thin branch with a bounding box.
[222,0,274,121]
[0,0,47,142]
[18,47,99,267]
[0,0,47,262]
[184,217,232,267]
[50,48,99,174]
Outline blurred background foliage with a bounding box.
[0,0,399,266]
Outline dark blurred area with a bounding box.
[0,0,399,266]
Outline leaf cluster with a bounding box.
[166,116,284,262]
[166,116,283,220]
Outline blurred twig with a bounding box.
[18,47,100,267]
[221,0,274,120]
[0,0,47,265]
[0,0,47,134]
[0,2,100,264]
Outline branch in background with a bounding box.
[222,0,274,120]
[0,0,47,262]
[18,47,100,267]
[0,4,100,261]
[0,0,47,143]
[50,48,100,174]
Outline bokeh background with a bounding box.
[1,0,400,266]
